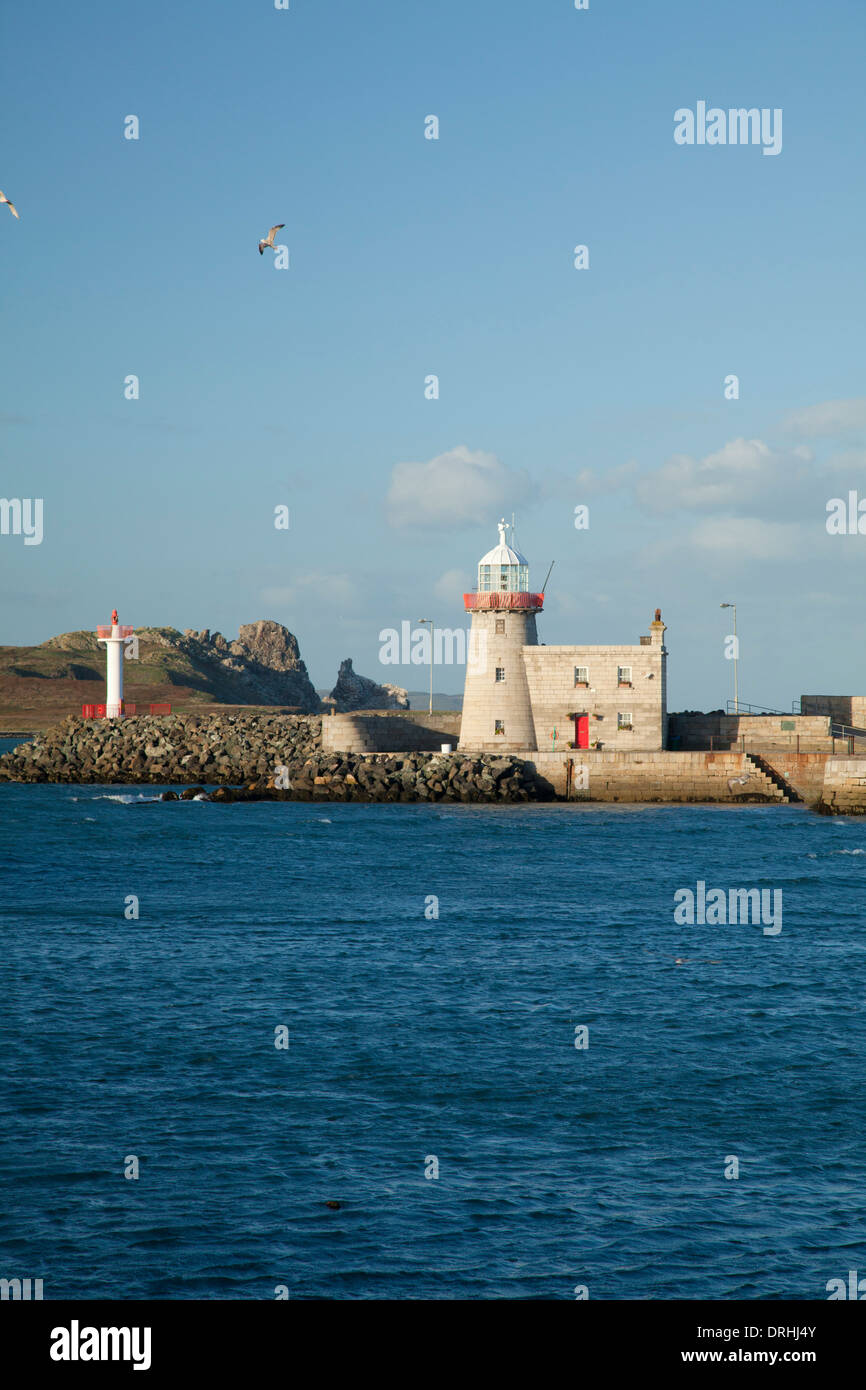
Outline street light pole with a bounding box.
[721,603,738,714]
[418,618,434,714]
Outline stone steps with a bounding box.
[746,753,801,803]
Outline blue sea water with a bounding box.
[1,770,866,1300]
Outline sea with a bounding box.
[2,750,865,1300]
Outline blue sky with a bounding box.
[2,0,865,708]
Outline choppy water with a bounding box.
[1,779,865,1299]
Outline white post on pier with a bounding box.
[96,609,134,718]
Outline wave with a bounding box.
[86,793,164,805]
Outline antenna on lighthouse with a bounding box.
[541,561,555,595]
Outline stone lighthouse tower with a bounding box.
[458,519,543,752]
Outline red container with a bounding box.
[149,703,171,716]
[81,704,96,719]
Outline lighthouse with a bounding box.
[96,609,134,718]
[458,519,543,752]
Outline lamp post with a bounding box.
[720,602,738,714]
[418,618,434,714]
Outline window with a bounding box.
[495,667,505,682]
[495,619,505,634]
[617,712,633,730]
[574,666,589,686]
[494,719,505,735]
[617,665,632,685]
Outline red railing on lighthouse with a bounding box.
[463,592,544,612]
[96,625,134,639]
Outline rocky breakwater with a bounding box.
[0,716,546,802]
[0,713,322,784]
[205,751,549,803]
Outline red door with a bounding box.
[575,714,589,749]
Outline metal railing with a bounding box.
[81,702,172,719]
[830,722,866,743]
[724,700,790,716]
[463,592,545,611]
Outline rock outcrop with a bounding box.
[328,658,409,713]
[136,621,323,710]
[230,620,305,672]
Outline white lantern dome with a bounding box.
[477,519,529,593]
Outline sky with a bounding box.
[2,0,865,709]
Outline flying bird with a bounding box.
[0,191,19,219]
[258,223,284,255]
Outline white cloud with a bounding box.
[633,438,811,515]
[385,445,533,528]
[781,398,866,440]
[685,516,804,560]
[820,447,866,476]
[638,515,812,569]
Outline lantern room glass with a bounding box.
[478,562,529,592]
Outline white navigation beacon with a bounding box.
[96,609,134,718]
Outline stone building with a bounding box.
[800,696,866,729]
[458,520,668,753]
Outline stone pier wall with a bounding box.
[801,697,866,727]
[321,710,462,754]
[5,714,865,809]
[669,713,835,752]
[515,750,789,802]
[818,759,866,814]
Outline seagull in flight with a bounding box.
[0,190,19,219]
[258,223,284,255]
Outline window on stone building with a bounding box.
[495,619,505,634]
[495,667,505,682]
[494,719,505,735]
[574,666,589,685]
[617,712,633,730]
[617,666,632,685]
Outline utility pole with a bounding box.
[418,618,434,714]
[721,602,738,713]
